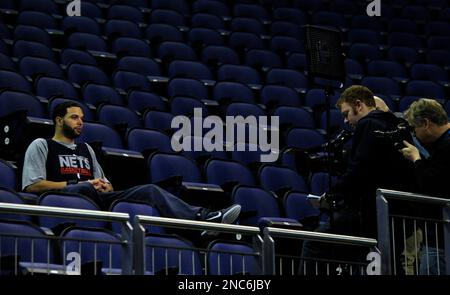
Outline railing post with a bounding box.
[252,235,265,275]
[376,189,391,275]
[262,227,276,275]
[442,204,450,275]
[121,221,133,275]
[133,216,146,275]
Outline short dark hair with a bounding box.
[336,85,376,109]
[52,101,83,124]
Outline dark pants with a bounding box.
[299,208,367,275]
[64,182,205,220]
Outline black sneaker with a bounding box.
[201,204,241,237]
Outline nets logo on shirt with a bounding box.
[59,155,92,177]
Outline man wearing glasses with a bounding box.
[400,98,450,275]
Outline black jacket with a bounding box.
[331,110,417,235]
[413,128,450,199]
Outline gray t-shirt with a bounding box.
[22,138,109,190]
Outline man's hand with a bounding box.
[400,140,421,163]
[308,193,330,210]
[87,178,113,193]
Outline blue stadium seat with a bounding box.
[168,60,213,80]
[273,7,308,26]
[201,45,240,67]
[401,5,430,23]
[104,19,141,40]
[231,17,265,35]
[0,70,31,93]
[270,21,303,39]
[78,122,124,149]
[260,85,301,108]
[188,27,224,52]
[113,70,152,92]
[312,11,347,30]
[82,83,124,106]
[410,63,449,84]
[117,56,162,76]
[127,128,173,155]
[228,32,264,54]
[361,76,402,96]
[0,160,18,191]
[427,36,450,51]
[232,185,298,228]
[234,3,269,22]
[107,4,144,23]
[286,128,326,149]
[152,0,190,16]
[388,32,423,49]
[67,32,108,52]
[60,48,98,67]
[259,165,308,193]
[207,241,259,275]
[191,13,226,30]
[367,60,409,80]
[0,53,16,71]
[81,1,103,19]
[61,227,122,274]
[149,9,186,27]
[286,53,307,71]
[266,68,307,90]
[192,0,230,18]
[388,18,418,34]
[109,200,163,234]
[36,76,77,100]
[0,188,32,221]
[387,46,420,66]
[62,16,101,35]
[270,36,304,56]
[128,91,167,114]
[273,106,315,129]
[284,191,321,226]
[67,63,109,86]
[244,49,282,70]
[349,43,382,63]
[148,152,202,183]
[38,192,107,229]
[0,91,44,118]
[170,96,208,117]
[20,0,60,15]
[213,81,255,104]
[143,110,174,132]
[13,40,56,61]
[427,49,450,68]
[19,56,64,80]
[347,29,383,45]
[217,64,261,85]
[399,96,421,112]
[145,24,183,45]
[145,234,202,275]
[168,78,208,100]
[405,80,445,100]
[14,25,51,47]
[17,11,57,29]
[112,37,151,57]
[97,104,141,130]
[205,159,255,188]
[351,15,382,31]
[158,41,197,63]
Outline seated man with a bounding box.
[22,101,241,228]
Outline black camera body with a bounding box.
[373,123,413,149]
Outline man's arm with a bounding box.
[25,180,68,193]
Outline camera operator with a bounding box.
[400,98,450,275]
[300,86,416,274]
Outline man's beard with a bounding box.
[62,122,80,139]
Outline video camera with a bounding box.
[295,128,353,176]
[373,122,413,149]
